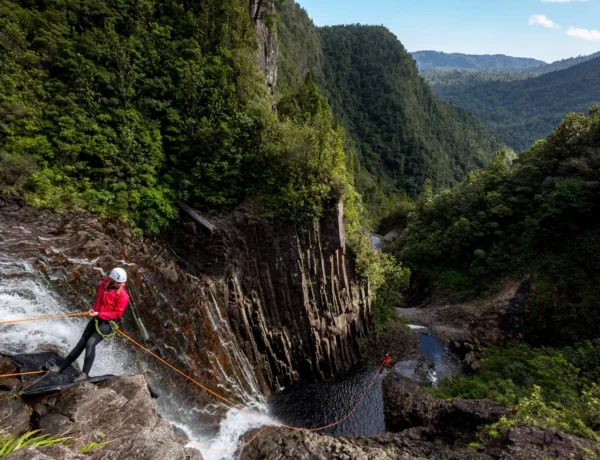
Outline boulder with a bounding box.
[382,378,445,432]
[5,446,87,460]
[0,391,30,435]
[0,357,22,392]
[382,374,507,439]
[33,375,202,459]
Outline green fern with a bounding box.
[79,441,111,453]
[0,430,69,457]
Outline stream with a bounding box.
[269,324,461,437]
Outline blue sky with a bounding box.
[295,0,600,62]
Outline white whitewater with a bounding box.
[0,241,266,460]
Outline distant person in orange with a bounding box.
[383,353,393,368]
[48,268,129,381]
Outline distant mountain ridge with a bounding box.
[413,49,600,77]
[432,56,600,150]
[412,51,545,71]
[538,51,600,76]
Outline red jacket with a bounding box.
[92,277,129,321]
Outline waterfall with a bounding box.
[0,219,267,460]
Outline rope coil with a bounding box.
[94,318,119,341]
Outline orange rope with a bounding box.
[0,370,44,378]
[117,329,385,433]
[0,313,386,451]
[0,312,89,325]
[172,427,266,452]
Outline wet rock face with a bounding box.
[0,357,21,392]
[1,375,202,460]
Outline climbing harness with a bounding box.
[95,318,119,341]
[0,312,386,452]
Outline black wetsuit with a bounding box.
[60,319,112,375]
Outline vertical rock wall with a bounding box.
[250,0,278,94]
[164,202,372,391]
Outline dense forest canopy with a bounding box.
[393,107,600,345]
[317,25,504,196]
[0,0,358,232]
[427,56,600,151]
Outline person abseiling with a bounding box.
[48,268,129,381]
[383,353,393,368]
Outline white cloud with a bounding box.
[567,27,600,41]
[529,14,560,29]
[541,0,588,3]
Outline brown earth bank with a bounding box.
[398,278,531,372]
[0,367,201,460]
[398,278,530,347]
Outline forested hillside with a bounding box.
[394,108,600,345]
[274,0,324,97]
[431,57,600,151]
[419,50,600,102]
[0,0,356,232]
[275,2,504,198]
[536,51,600,76]
[317,26,504,195]
[412,51,544,71]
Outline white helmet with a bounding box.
[109,267,127,283]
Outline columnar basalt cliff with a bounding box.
[164,202,372,390]
[0,196,371,407]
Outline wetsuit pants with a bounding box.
[60,319,112,375]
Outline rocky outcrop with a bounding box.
[239,425,600,460]
[239,426,485,460]
[1,375,201,460]
[250,0,278,94]
[165,202,372,389]
[398,278,530,347]
[240,387,599,460]
[0,391,30,436]
[382,375,507,439]
[492,426,600,460]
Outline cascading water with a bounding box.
[0,220,266,460]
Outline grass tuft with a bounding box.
[0,430,69,457]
